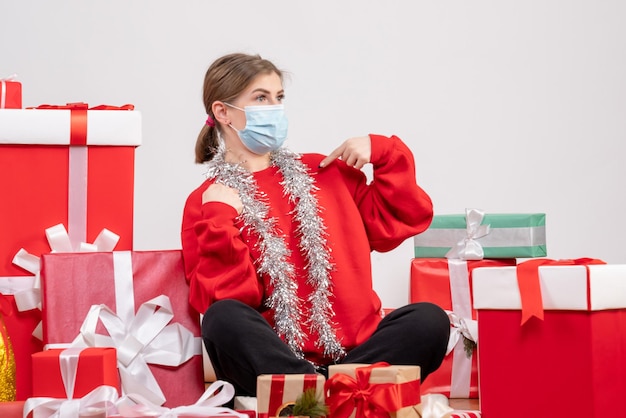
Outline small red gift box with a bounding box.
[32,347,119,398]
[0,104,140,400]
[256,374,325,418]
[40,250,205,408]
[0,76,21,109]
[473,260,626,418]
[326,363,421,418]
[409,258,515,398]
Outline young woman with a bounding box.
[181,52,450,396]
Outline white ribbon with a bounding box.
[445,208,490,260]
[1,73,18,108]
[0,224,119,340]
[71,292,201,406]
[116,380,249,418]
[23,385,119,418]
[446,259,477,398]
[418,394,455,418]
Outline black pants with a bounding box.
[202,299,450,396]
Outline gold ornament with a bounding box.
[0,315,17,401]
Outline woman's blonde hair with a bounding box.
[195,53,283,163]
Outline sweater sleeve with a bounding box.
[341,134,434,253]
[181,188,264,314]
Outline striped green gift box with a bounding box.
[413,212,546,259]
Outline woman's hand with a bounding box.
[319,135,371,169]
[202,183,243,214]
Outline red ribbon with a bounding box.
[517,258,606,325]
[27,102,134,146]
[31,102,134,110]
[325,362,421,418]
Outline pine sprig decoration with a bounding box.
[463,335,477,358]
[278,388,329,417]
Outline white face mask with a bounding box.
[226,103,288,154]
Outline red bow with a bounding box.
[31,102,134,110]
[325,362,420,418]
[517,258,606,325]
[26,102,134,145]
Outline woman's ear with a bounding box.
[211,101,230,125]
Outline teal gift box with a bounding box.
[413,210,546,259]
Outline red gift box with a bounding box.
[409,258,516,399]
[257,374,325,418]
[0,104,140,400]
[473,260,626,418]
[40,250,205,408]
[0,76,21,109]
[32,347,119,398]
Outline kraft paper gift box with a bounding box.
[256,374,325,418]
[413,209,546,259]
[326,363,421,418]
[40,250,205,408]
[472,259,626,418]
[31,347,119,399]
[409,258,515,399]
[0,75,21,109]
[0,103,140,400]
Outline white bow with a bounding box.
[445,208,490,260]
[445,311,478,356]
[0,224,119,340]
[116,380,249,418]
[71,295,201,406]
[23,385,119,418]
[418,394,455,418]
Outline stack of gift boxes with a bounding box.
[0,78,246,417]
[411,208,626,418]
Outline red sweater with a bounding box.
[181,134,433,364]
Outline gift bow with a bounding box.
[32,102,135,110]
[445,311,478,356]
[1,224,119,340]
[517,257,606,325]
[418,393,455,418]
[445,209,490,261]
[115,380,249,417]
[71,294,201,406]
[23,384,119,418]
[325,362,420,418]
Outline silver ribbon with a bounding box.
[445,208,490,260]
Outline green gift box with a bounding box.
[413,209,546,259]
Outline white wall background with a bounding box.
[2,1,625,307]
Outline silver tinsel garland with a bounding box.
[204,146,346,361]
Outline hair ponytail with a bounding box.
[195,123,218,163]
